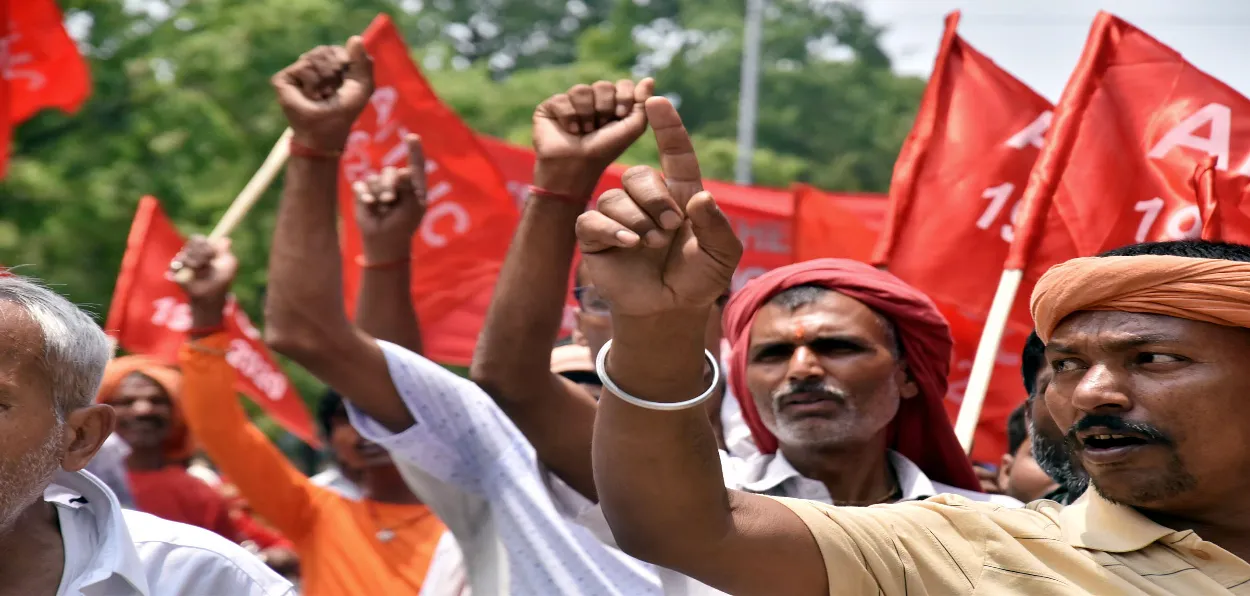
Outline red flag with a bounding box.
[793,184,881,263]
[1195,156,1250,244]
[2,0,91,176]
[871,12,1052,460]
[874,12,1053,318]
[1008,12,1250,286]
[105,197,319,447]
[339,16,520,366]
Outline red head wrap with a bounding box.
[96,356,196,462]
[722,258,979,492]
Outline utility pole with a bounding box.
[734,0,764,185]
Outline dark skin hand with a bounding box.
[263,39,416,434]
[579,97,827,596]
[469,79,655,501]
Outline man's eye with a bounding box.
[1051,359,1082,373]
[1139,353,1183,364]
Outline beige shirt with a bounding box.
[780,490,1250,595]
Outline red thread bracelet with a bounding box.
[528,185,588,205]
[356,254,411,270]
[289,139,343,160]
[188,325,226,336]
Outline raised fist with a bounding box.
[171,236,239,307]
[532,78,655,199]
[574,98,742,317]
[353,134,427,262]
[272,37,374,152]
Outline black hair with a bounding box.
[316,388,348,439]
[1006,402,1029,456]
[1098,240,1250,262]
[1021,331,1046,397]
[767,284,901,357]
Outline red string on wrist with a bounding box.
[356,254,411,270]
[289,139,343,160]
[528,185,588,205]
[188,325,227,336]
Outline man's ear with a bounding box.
[60,404,116,472]
[895,361,919,400]
[998,453,1015,493]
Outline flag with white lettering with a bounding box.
[105,197,319,446]
[1,0,91,177]
[871,12,1052,460]
[339,16,520,365]
[1008,12,1250,287]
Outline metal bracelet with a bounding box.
[594,338,720,411]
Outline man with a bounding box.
[94,353,294,562]
[172,232,454,595]
[996,403,1058,502]
[0,274,293,595]
[580,149,1250,596]
[263,40,658,594]
[1021,330,1088,504]
[309,390,364,500]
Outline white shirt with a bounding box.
[575,450,1021,595]
[347,340,662,596]
[49,469,294,596]
[308,466,364,500]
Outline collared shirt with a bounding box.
[780,489,1250,595]
[725,449,1021,506]
[50,469,293,596]
[347,340,662,596]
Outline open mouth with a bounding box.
[1082,433,1151,450]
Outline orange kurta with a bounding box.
[178,333,444,596]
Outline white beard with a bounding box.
[0,424,64,534]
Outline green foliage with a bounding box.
[1,0,925,440]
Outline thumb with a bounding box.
[344,36,374,86]
[686,191,742,270]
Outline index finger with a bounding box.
[645,97,703,209]
[406,134,427,200]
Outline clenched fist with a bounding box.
[272,37,374,152]
[532,78,655,199]
[171,236,239,330]
[574,98,742,317]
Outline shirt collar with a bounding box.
[1057,488,1175,552]
[48,469,151,595]
[739,450,939,501]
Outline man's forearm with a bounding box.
[470,196,584,397]
[356,266,422,355]
[264,156,353,354]
[593,308,732,567]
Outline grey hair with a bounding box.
[0,275,112,417]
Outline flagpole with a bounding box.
[734,0,764,185]
[953,268,1023,453]
[172,128,293,282]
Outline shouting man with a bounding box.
[582,180,1250,596]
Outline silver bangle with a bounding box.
[594,338,720,411]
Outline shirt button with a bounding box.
[1191,549,1212,561]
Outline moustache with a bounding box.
[772,379,848,403]
[1065,414,1171,447]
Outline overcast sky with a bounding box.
[860,0,1250,101]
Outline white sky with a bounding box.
[861,0,1250,101]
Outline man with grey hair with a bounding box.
[0,274,294,595]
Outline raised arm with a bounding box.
[579,98,826,596]
[351,134,426,353]
[262,40,412,432]
[469,79,653,500]
[173,237,309,570]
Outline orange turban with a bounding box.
[96,356,196,462]
[1031,255,1250,342]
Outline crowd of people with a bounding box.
[2,35,1249,595]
